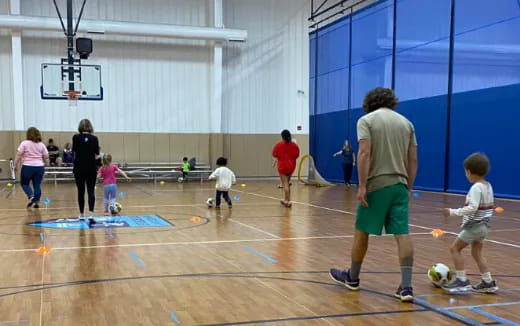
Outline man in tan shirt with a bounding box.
[330,87,418,302]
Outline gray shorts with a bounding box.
[458,224,489,243]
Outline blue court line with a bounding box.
[169,311,180,324]
[39,232,44,243]
[128,252,145,268]
[470,308,520,326]
[413,297,485,326]
[241,246,277,264]
[447,301,520,311]
[105,229,115,239]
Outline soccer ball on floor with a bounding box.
[178,177,184,183]
[206,198,214,207]
[110,202,122,215]
[427,263,453,287]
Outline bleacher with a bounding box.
[44,161,213,184]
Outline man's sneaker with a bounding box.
[395,286,414,302]
[329,268,360,291]
[442,278,471,293]
[472,280,498,293]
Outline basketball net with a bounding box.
[297,155,334,187]
[65,90,80,108]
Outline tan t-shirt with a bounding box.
[357,108,417,192]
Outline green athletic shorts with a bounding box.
[356,183,409,235]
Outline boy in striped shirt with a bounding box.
[442,153,498,293]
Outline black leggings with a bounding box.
[74,170,97,214]
[342,163,353,184]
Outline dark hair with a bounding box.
[48,138,54,143]
[362,87,399,113]
[216,157,228,166]
[281,129,292,143]
[464,153,490,177]
[78,119,94,133]
[183,157,188,161]
[26,127,42,142]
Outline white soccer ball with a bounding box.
[177,177,184,183]
[206,197,214,207]
[427,263,453,287]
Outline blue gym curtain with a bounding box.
[310,0,520,198]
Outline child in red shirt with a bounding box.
[272,130,300,207]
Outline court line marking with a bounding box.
[241,246,277,264]
[229,219,280,239]
[169,311,180,324]
[198,309,429,326]
[0,320,29,325]
[447,301,520,311]
[0,269,516,326]
[0,233,432,253]
[252,277,336,326]
[413,297,484,326]
[411,189,520,203]
[39,250,45,326]
[198,235,336,326]
[470,308,520,326]
[234,189,355,215]
[239,189,520,250]
[129,251,145,268]
[105,229,115,239]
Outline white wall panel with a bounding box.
[22,36,211,132]
[21,0,209,26]
[0,0,8,14]
[15,0,213,133]
[0,36,13,130]
[223,0,309,134]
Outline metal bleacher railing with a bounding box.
[44,161,213,184]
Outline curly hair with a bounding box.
[464,153,490,177]
[362,87,399,113]
[216,157,228,166]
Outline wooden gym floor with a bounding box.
[0,180,519,325]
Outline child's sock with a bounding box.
[482,272,493,283]
[456,270,467,282]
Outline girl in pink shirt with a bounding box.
[97,154,129,215]
[14,127,49,208]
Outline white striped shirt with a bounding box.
[449,182,494,228]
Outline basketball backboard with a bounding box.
[40,63,103,100]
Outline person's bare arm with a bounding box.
[116,167,130,180]
[357,139,371,207]
[14,151,23,172]
[43,154,50,166]
[407,144,418,191]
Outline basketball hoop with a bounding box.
[64,90,81,107]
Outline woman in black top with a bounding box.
[333,139,356,187]
[72,119,99,223]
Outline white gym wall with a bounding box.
[223,0,309,134]
[0,0,309,135]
